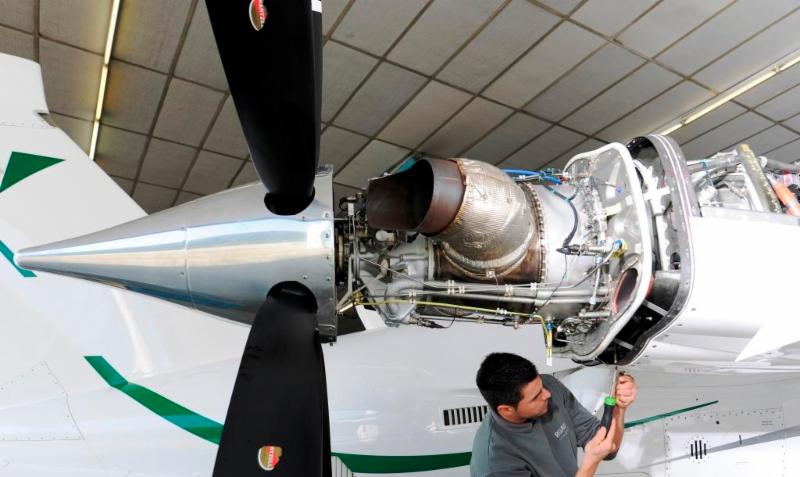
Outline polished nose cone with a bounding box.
[16,168,337,338]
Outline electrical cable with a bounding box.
[503,168,563,184]
[545,184,579,252]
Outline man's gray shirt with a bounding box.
[470,375,600,477]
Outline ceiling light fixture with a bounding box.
[89,0,121,160]
[657,48,800,136]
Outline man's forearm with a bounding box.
[612,407,625,450]
[575,459,600,477]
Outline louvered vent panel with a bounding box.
[442,405,489,427]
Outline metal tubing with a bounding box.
[389,289,601,306]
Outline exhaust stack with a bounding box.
[367,158,543,281]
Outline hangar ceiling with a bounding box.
[3,0,800,213]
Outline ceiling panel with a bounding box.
[321,126,371,171]
[464,112,550,164]
[333,62,426,136]
[40,0,111,54]
[669,102,747,145]
[39,40,102,120]
[681,112,773,159]
[51,112,92,153]
[114,0,192,72]
[572,0,658,37]
[183,150,242,195]
[322,0,350,36]
[174,1,227,91]
[739,125,798,155]
[138,139,196,188]
[563,63,680,134]
[378,80,472,148]
[736,63,800,108]
[420,97,512,157]
[784,113,800,132]
[321,42,378,122]
[94,125,148,179]
[335,140,410,188]
[103,60,167,133]
[9,0,800,215]
[0,0,34,32]
[657,0,798,76]
[110,176,134,195]
[484,21,604,108]
[387,0,502,75]
[436,0,559,93]
[525,43,644,122]
[548,138,607,168]
[617,0,729,57]
[0,26,34,61]
[537,0,581,15]
[501,125,586,169]
[204,96,249,158]
[332,0,427,56]
[598,81,712,141]
[175,190,202,205]
[764,138,800,161]
[756,83,800,121]
[153,79,224,146]
[132,182,177,213]
[694,8,800,91]
[231,161,258,187]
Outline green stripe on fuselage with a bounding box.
[84,356,720,473]
[0,240,35,277]
[84,356,223,444]
[624,400,719,428]
[0,151,63,193]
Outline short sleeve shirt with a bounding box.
[470,375,600,477]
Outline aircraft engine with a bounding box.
[336,134,800,368]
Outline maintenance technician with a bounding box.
[470,352,637,477]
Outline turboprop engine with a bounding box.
[18,134,800,368]
[335,134,800,368]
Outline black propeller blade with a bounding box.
[205,1,330,476]
[213,283,330,476]
[206,0,322,215]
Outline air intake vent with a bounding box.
[442,405,489,427]
[689,438,708,460]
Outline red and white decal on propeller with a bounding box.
[249,0,267,31]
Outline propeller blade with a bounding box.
[206,0,322,214]
[214,282,330,476]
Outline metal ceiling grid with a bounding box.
[2,0,800,213]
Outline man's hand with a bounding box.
[584,422,618,464]
[614,373,637,410]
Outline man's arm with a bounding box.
[576,424,617,476]
[608,373,637,457]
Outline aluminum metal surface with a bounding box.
[366,158,464,235]
[17,167,337,339]
[623,135,696,364]
[436,159,535,277]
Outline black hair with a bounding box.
[476,352,539,412]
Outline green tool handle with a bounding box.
[599,395,618,460]
[600,395,616,430]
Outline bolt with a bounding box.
[302,274,308,280]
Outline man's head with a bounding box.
[476,352,551,423]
